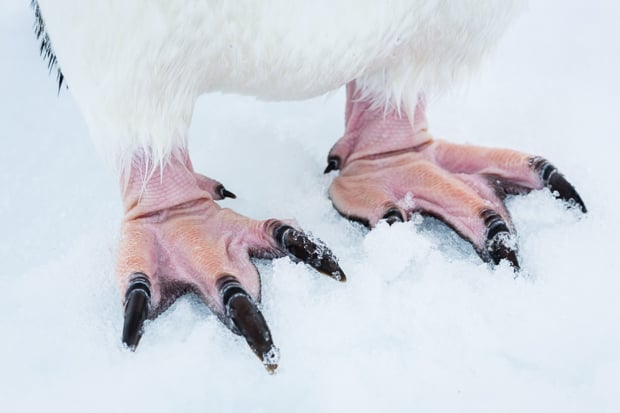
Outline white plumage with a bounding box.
[36,0,523,171]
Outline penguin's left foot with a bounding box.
[325,84,586,270]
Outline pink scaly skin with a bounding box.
[116,152,345,373]
[326,83,586,268]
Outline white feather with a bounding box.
[37,0,524,172]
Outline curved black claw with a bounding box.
[324,156,341,174]
[274,225,346,282]
[531,157,587,213]
[382,208,404,225]
[122,273,152,351]
[216,184,237,200]
[218,276,279,373]
[481,210,519,270]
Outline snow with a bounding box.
[1,1,619,411]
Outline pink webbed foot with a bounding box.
[117,153,345,373]
[326,84,586,270]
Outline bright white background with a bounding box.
[1,1,619,411]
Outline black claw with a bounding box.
[324,156,341,174]
[481,210,520,270]
[274,225,346,282]
[487,233,520,270]
[122,273,152,351]
[531,157,587,213]
[217,184,237,200]
[382,208,404,225]
[546,171,587,213]
[218,276,279,373]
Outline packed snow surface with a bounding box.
[1,1,619,411]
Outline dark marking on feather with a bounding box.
[31,0,66,91]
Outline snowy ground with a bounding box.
[1,1,619,412]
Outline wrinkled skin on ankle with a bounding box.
[326,84,586,269]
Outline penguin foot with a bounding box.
[325,84,586,270]
[117,152,345,372]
